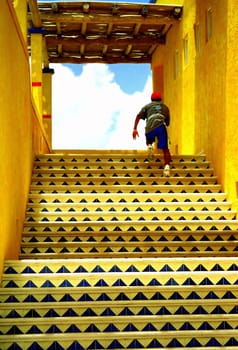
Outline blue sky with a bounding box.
[63,63,151,94]
[52,63,152,149]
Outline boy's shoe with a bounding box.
[147,145,154,160]
[163,164,170,177]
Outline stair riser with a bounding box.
[1,315,238,335]
[27,201,232,212]
[22,220,238,232]
[24,211,236,222]
[0,330,237,349]
[29,185,222,195]
[2,270,238,289]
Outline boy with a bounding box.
[132,91,171,176]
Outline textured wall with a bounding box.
[0,0,50,278]
[152,0,238,209]
[224,0,238,209]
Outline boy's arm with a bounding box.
[132,114,141,139]
[164,106,170,126]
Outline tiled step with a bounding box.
[20,229,238,258]
[0,330,238,349]
[3,257,238,274]
[21,229,238,242]
[33,155,209,167]
[24,209,236,222]
[1,296,237,315]
[27,192,228,203]
[29,183,223,194]
[26,202,234,222]
[1,284,237,303]
[31,175,218,186]
[19,242,238,259]
[1,314,238,334]
[2,257,238,288]
[35,153,207,163]
[33,160,211,170]
[26,200,233,213]
[3,269,238,288]
[33,167,215,177]
[22,219,238,232]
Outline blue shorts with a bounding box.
[146,124,168,149]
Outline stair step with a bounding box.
[0,315,238,337]
[21,229,238,240]
[2,270,238,288]
[27,192,228,203]
[31,176,218,186]
[1,297,237,311]
[24,210,236,222]
[0,330,237,349]
[33,157,210,167]
[29,184,222,194]
[22,219,238,231]
[33,167,215,177]
[26,200,233,212]
[20,229,238,258]
[19,240,238,255]
[1,283,237,302]
[35,152,207,162]
[3,257,238,273]
[33,161,211,170]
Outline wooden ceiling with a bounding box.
[27,1,183,66]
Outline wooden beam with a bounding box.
[49,56,151,64]
[37,13,179,26]
[45,36,165,46]
[28,0,41,27]
[28,0,49,67]
[42,39,50,68]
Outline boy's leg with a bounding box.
[154,125,171,176]
[162,148,171,177]
[146,133,156,160]
[163,148,171,166]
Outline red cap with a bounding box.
[151,91,162,101]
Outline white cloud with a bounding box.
[51,63,152,150]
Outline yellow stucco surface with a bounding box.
[0,0,50,278]
[225,0,238,210]
[152,0,238,209]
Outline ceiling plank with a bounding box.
[49,56,151,64]
[45,36,166,46]
[38,13,179,26]
[27,1,182,65]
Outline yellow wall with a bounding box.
[152,0,238,209]
[193,0,238,209]
[0,0,50,278]
[224,0,238,210]
[153,0,196,155]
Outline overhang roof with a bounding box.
[27,1,183,66]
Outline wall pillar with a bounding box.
[42,67,54,149]
[29,27,44,118]
[13,0,27,41]
[152,65,164,97]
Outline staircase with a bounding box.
[1,150,238,350]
